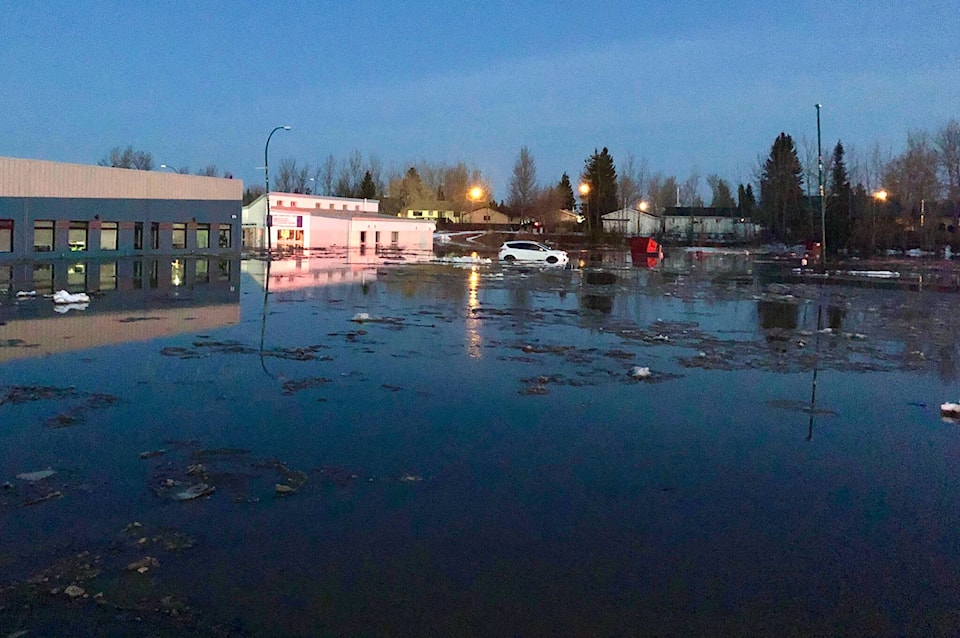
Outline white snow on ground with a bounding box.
[842,270,900,279]
[16,290,36,297]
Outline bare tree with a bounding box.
[314,154,337,195]
[275,158,309,193]
[507,146,538,216]
[366,155,385,197]
[883,130,941,214]
[99,146,153,170]
[936,119,960,203]
[679,170,702,207]
[617,153,646,210]
[195,165,218,177]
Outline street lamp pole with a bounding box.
[264,125,291,254]
[159,164,179,173]
[816,104,827,268]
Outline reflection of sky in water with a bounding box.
[1,255,960,636]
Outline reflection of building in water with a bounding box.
[242,193,434,253]
[0,258,240,363]
[243,251,433,292]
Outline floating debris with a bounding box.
[139,449,167,459]
[126,556,160,572]
[64,584,86,598]
[17,469,57,482]
[52,290,91,304]
[351,312,371,323]
[940,402,960,418]
[629,366,652,379]
[171,483,215,501]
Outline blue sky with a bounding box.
[2,0,958,199]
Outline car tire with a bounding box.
[546,256,558,264]
[503,255,516,261]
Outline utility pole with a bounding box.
[816,104,827,268]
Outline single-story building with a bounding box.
[242,193,434,253]
[601,207,662,236]
[662,207,759,240]
[399,201,458,223]
[460,206,510,225]
[0,156,242,262]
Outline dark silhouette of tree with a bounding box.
[759,132,805,241]
[738,183,757,218]
[359,171,377,199]
[826,141,853,252]
[557,173,576,211]
[508,146,538,216]
[708,175,736,208]
[580,147,619,229]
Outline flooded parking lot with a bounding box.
[2,249,960,636]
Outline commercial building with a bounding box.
[0,156,242,262]
[242,193,435,253]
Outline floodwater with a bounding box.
[2,248,960,637]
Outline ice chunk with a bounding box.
[629,366,652,379]
[52,290,90,304]
[17,469,57,482]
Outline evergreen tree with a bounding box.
[826,141,852,252]
[359,171,377,199]
[737,183,757,218]
[557,173,576,210]
[580,147,619,229]
[759,132,805,241]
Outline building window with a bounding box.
[483,215,491,221]
[134,222,144,250]
[101,221,118,250]
[412,211,423,218]
[329,203,334,209]
[0,220,12,252]
[172,223,187,249]
[217,259,231,281]
[355,205,360,211]
[315,203,321,208]
[290,201,296,208]
[359,231,367,244]
[151,223,160,249]
[69,222,88,251]
[218,224,232,249]
[391,231,399,244]
[277,200,283,207]
[342,204,347,210]
[197,223,210,249]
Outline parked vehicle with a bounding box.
[498,241,569,265]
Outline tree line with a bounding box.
[100,115,960,252]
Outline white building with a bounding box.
[601,207,662,236]
[243,193,435,253]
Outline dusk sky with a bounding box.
[2,0,958,200]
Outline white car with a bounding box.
[498,241,569,265]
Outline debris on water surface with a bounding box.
[629,366,652,379]
[172,483,215,501]
[399,474,423,482]
[139,449,167,459]
[17,469,57,482]
[351,312,371,323]
[940,402,960,418]
[52,290,90,304]
[126,556,160,572]
[64,584,86,598]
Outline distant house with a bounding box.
[242,193,434,253]
[601,207,661,236]
[460,206,510,225]
[399,201,457,223]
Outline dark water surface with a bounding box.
[2,251,960,636]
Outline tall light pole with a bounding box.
[159,164,179,173]
[264,125,291,254]
[816,104,827,268]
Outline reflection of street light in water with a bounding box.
[466,267,482,358]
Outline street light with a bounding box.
[872,189,888,254]
[264,125,291,254]
[579,182,592,232]
[159,164,179,173]
[816,103,826,268]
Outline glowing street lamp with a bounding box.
[871,189,888,254]
[264,125,291,254]
[638,200,649,212]
[159,164,179,173]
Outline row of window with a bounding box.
[277,200,366,211]
[0,220,232,253]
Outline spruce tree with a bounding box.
[759,133,805,241]
[826,142,852,251]
[557,173,576,211]
[580,147,619,229]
